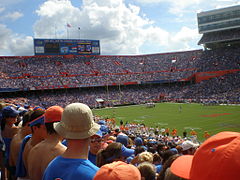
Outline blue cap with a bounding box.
[100,125,109,135]
[33,106,45,111]
[2,106,20,118]
[116,135,128,147]
[95,130,103,138]
[121,145,135,158]
[98,120,106,125]
[24,104,30,109]
[29,115,45,127]
[170,148,178,154]
[134,137,143,146]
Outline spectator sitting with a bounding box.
[180,140,199,155]
[131,151,153,166]
[137,161,156,180]
[170,131,240,180]
[94,161,141,180]
[157,154,180,180]
[96,142,134,167]
[43,103,100,180]
[88,130,104,165]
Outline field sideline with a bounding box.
[93,103,240,141]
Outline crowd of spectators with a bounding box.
[1,68,239,109]
[0,47,239,106]
[0,102,239,180]
[198,28,240,44]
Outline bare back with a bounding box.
[27,139,66,180]
[22,138,33,178]
[9,133,22,167]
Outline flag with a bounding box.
[67,23,71,28]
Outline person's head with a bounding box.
[29,109,46,139]
[22,110,34,127]
[135,137,143,146]
[160,150,176,165]
[137,162,156,180]
[153,153,162,165]
[54,103,100,141]
[137,151,154,164]
[164,168,186,180]
[90,130,104,155]
[44,105,64,135]
[181,140,198,155]
[96,142,134,167]
[1,106,20,130]
[135,146,146,156]
[157,154,180,180]
[170,131,240,180]
[94,161,141,180]
[116,134,129,147]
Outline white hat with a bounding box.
[54,103,100,139]
[181,140,199,151]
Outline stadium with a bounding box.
[0,3,240,180]
[0,5,240,139]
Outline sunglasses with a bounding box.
[91,138,102,143]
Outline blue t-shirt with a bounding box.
[88,152,97,165]
[43,156,99,180]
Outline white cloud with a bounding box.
[0,24,33,56]
[33,0,154,55]
[4,11,23,21]
[0,0,202,56]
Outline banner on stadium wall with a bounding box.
[0,88,21,92]
[195,69,240,83]
[142,79,179,84]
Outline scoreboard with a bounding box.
[34,39,100,55]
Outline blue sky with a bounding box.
[0,0,239,56]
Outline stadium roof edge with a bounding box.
[197,4,240,17]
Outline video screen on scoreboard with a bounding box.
[44,42,60,53]
[34,39,100,55]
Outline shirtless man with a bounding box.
[15,109,46,180]
[9,110,32,179]
[27,106,66,180]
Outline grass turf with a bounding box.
[93,103,240,141]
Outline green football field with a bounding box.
[93,103,240,141]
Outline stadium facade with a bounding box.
[197,5,240,49]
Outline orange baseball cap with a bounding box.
[93,161,141,180]
[171,131,240,180]
[44,106,64,123]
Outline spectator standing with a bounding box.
[88,130,104,165]
[43,103,100,180]
[9,110,32,180]
[16,109,46,179]
[1,106,20,180]
[27,106,66,180]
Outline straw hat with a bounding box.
[54,103,100,139]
